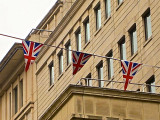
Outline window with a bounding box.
[58,52,63,75]
[49,62,54,85]
[119,37,127,60]
[9,92,11,119]
[118,0,123,5]
[95,4,101,30]
[85,73,92,86]
[97,62,104,87]
[129,26,138,55]
[107,51,114,79]
[65,42,72,65]
[105,0,111,18]
[13,86,18,114]
[84,18,90,43]
[146,76,155,93]
[144,10,152,40]
[76,29,81,51]
[19,80,23,108]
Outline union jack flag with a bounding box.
[121,60,142,90]
[22,40,43,72]
[72,51,92,75]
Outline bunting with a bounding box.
[121,60,142,90]
[72,51,92,75]
[22,40,43,72]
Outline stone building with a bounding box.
[1,0,160,120]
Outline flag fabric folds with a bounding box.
[72,51,92,75]
[22,40,43,72]
[121,60,142,91]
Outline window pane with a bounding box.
[9,93,11,119]
[146,76,155,93]
[86,73,92,86]
[130,27,138,55]
[106,0,111,18]
[108,52,114,79]
[76,31,81,51]
[85,19,90,43]
[50,63,54,85]
[59,53,63,75]
[66,43,71,65]
[120,39,126,60]
[96,5,101,30]
[19,80,23,108]
[14,86,18,114]
[144,12,152,40]
[98,64,104,87]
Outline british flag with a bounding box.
[22,40,43,72]
[72,51,92,75]
[121,60,142,90]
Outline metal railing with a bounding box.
[76,78,160,94]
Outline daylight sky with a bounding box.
[0,0,57,61]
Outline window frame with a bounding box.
[13,86,18,114]
[107,51,114,80]
[146,76,155,93]
[105,0,111,19]
[75,29,81,51]
[84,18,90,43]
[65,41,72,66]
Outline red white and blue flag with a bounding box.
[121,60,142,90]
[72,51,92,75]
[22,40,43,72]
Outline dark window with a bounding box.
[85,73,92,86]
[19,80,23,108]
[58,52,63,75]
[13,86,18,114]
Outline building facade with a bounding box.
[1,0,160,120]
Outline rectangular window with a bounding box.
[95,4,101,30]
[144,10,152,40]
[97,63,104,87]
[105,0,111,18]
[107,51,114,79]
[66,42,72,65]
[76,29,81,51]
[129,26,138,55]
[84,19,90,43]
[146,76,155,93]
[19,80,23,108]
[13,86,18,114]
[49,62,54,85]
[85,73,92,86]
[119,38,127,60]
[9,92,11,119]
[59,52,63,75]
[118,0,123,5]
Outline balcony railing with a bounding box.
[76,78,160,94]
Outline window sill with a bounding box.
[48,84,54,91]
[130,51,138,61]
[143,36,152,47]
[58,73,64,80]
[65,64,71,72]
[94,27,102,36]
[104,16,111,25]
[83,41,90,49]
[116,1,124,11]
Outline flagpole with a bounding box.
[0,33,160,69]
